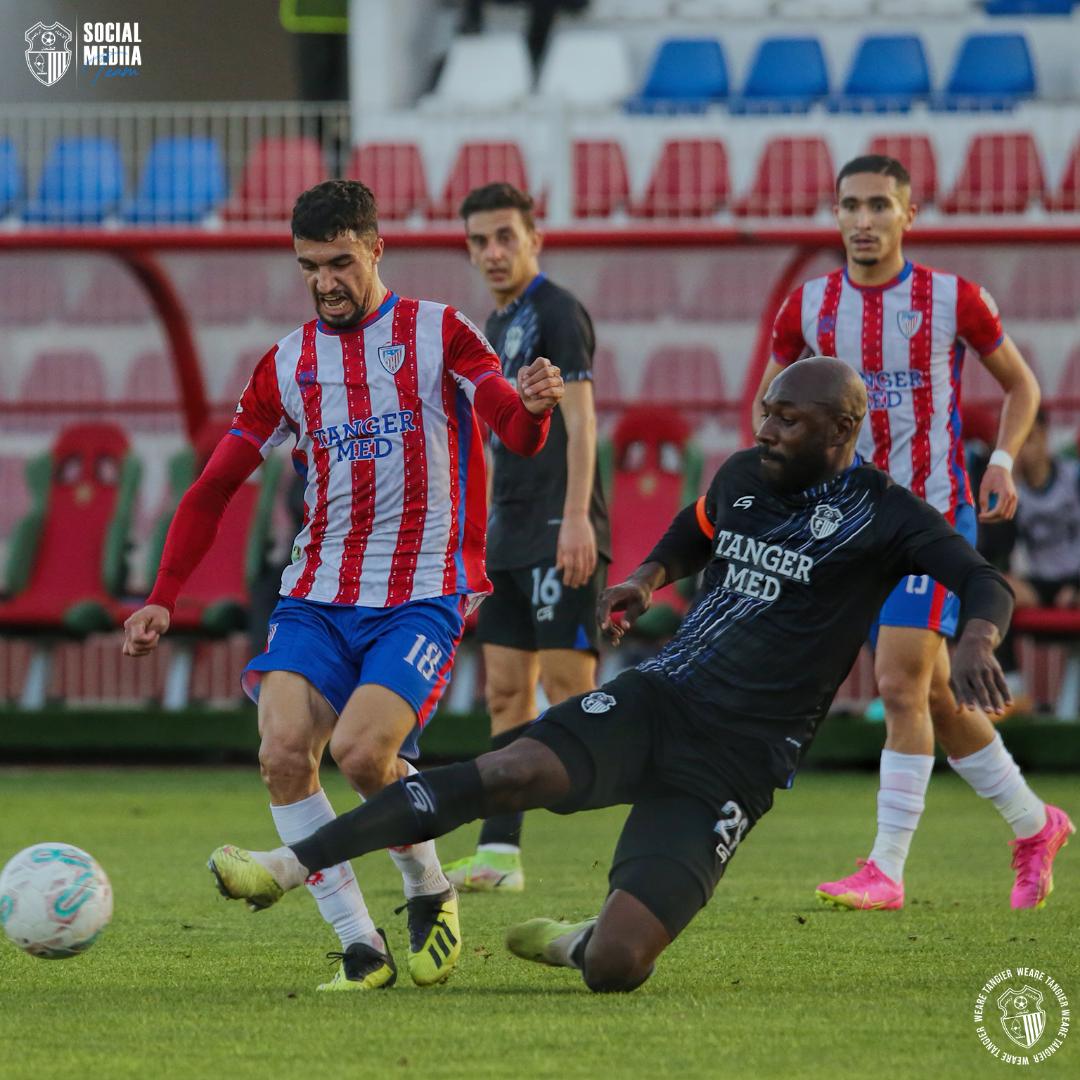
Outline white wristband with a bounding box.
[988,449,1014,473]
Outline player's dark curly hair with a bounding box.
[459,182,536,231]
[836,155,911,195]
[291,180,379,242]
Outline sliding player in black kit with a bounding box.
[208,357,1015,994]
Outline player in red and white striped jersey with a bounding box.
[123,181,565,987]
[756,157,1068,911]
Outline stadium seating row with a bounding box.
[6,129,1080,224]
[3,335,1077,444]
[594,1,1072,18]
[622,32,1035,113]
[439,28,1047,112]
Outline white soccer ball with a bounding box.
[0,843,113,959]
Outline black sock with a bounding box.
[570,925,594,971]
[477,724,529,847]
[291,761,485,873]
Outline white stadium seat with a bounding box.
[774,0,869,17]
[538,31,634,107]
[431,33,532,109]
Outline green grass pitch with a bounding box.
[0,767,1076,1079]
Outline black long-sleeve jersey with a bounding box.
[638,450,1012,738]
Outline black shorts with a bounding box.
[524,669,783,938]
[476,559,607,653]
[1028,576,1080,606]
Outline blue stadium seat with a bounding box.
[122,136,227,223]
[0,139,22,216]
[831,35,931,113]
[939,33,1036,110]
[625,38,729,113]
[732,37,829,114]
[984,1,1073,14]
[23,137,126,223]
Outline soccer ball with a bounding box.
[0,843,113,959]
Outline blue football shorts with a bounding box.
[870,502,977,647]
[242,594,467,757]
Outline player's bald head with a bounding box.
[766,356,866,430]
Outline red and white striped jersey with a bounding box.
[231,293,505,607]
[772,260,1004,518]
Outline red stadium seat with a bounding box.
[347,142,429,219]
[147,423,282,636]
[939,134,1046,215]
[865,134,937,205]
[605,407,702,636]
[641,345,731,416]
[120,351,183,433]
[14,350,108,433]
[0,257,53,326]
[431,142,533,220]
[631,139,730,219]
[179,255,271,324]
[589,252,680,320]
[222,136,328,222]
[573,140,629,219]
[1046,137,1080,212]
[0,423,138,635]
[19,349,107,404]
[69,263,153,324]
[732,137,835,217]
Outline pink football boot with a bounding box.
[816,858,904,910]
[1009,804,1075,909]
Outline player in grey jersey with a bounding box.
[207,358,1071,993]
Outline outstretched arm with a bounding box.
[122,435,263,656]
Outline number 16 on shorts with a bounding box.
[404,634,444,681]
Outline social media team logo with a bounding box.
[25,22,72,87]
[973,967,1070,1066]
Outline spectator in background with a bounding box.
[1005,409,1080,610]
[458,0,588,71]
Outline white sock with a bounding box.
[270,791,380,950]
[383,762,451,899]
[868,750,935,883]
[948,734,1047,838]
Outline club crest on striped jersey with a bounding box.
[896,310,923,340]
[378,343,407,375]
[810,503,843,540]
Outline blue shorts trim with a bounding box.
[242,595,466,757]
[871,502,976,646]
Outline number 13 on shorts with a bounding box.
[404,634,444,681]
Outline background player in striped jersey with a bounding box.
[756,155,1069,911]
[122,180,565,989]
[442,183,610,894]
